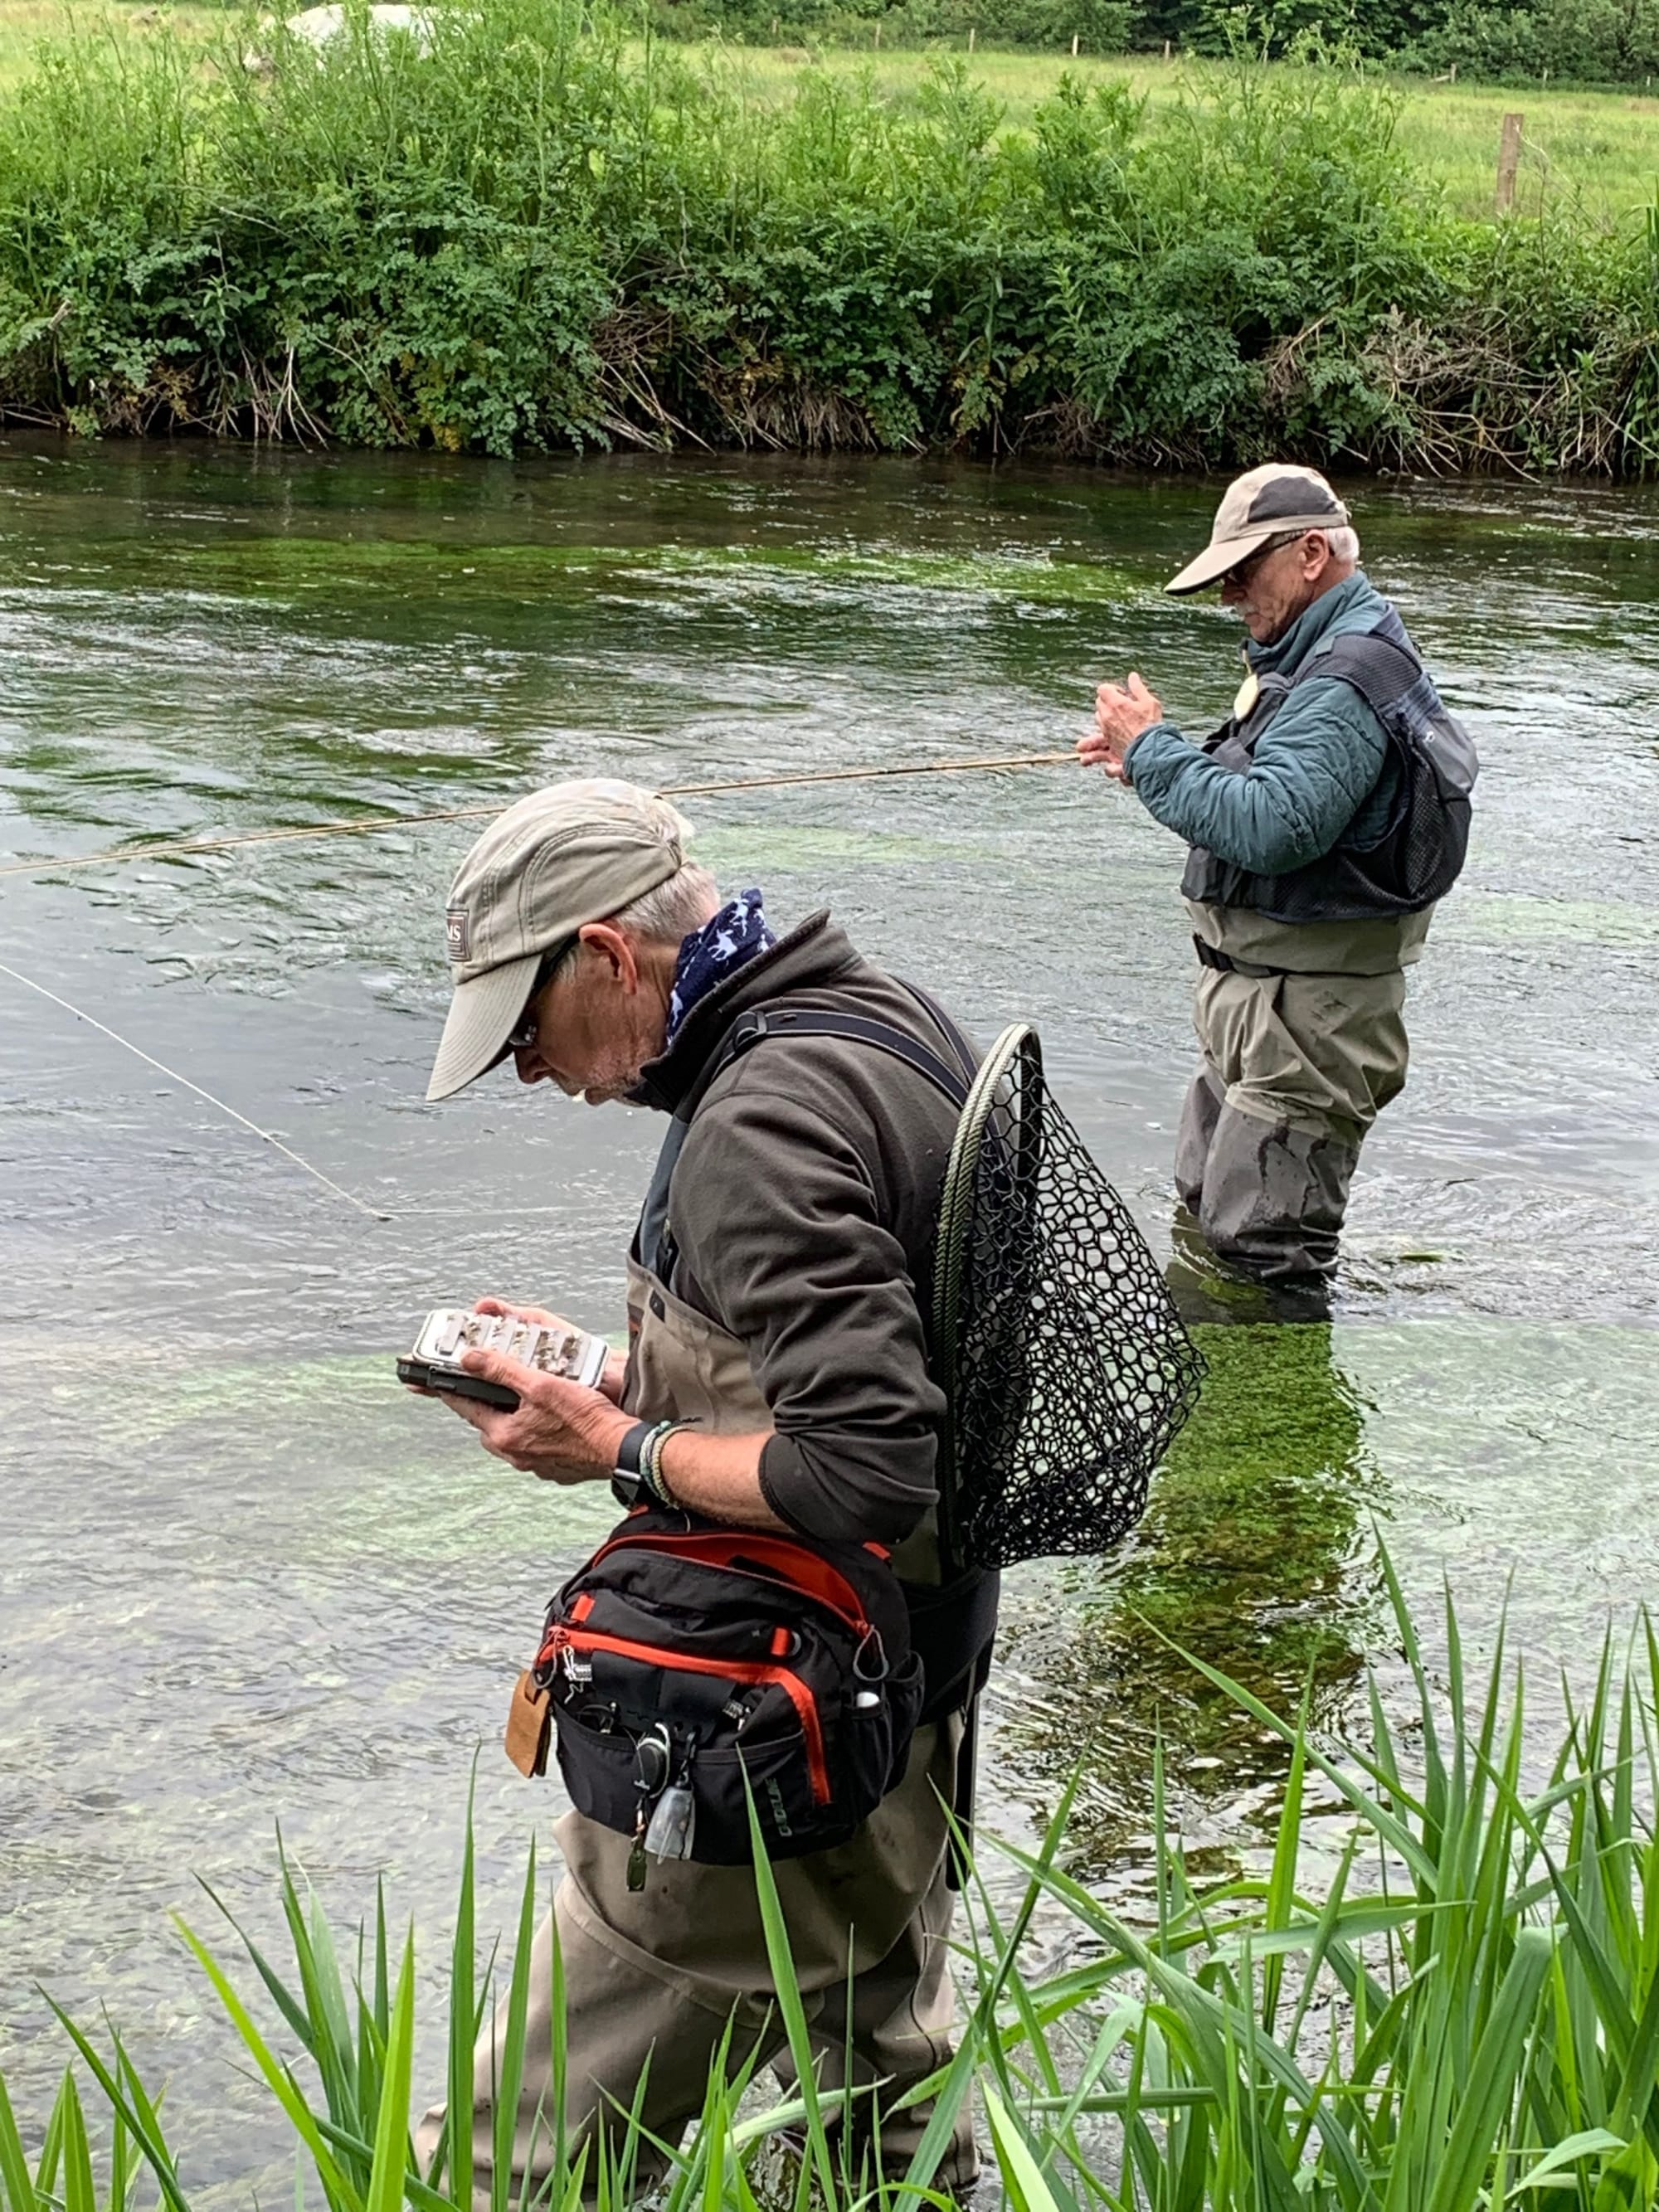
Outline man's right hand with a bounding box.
[473,1296,627,1404]
[1079,672,1165,781]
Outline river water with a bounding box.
[2,438,1657,2194]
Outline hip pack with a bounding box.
[523,1507,925,1874]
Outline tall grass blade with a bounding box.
[0,2069,38,2212]
[983,2082,1062,2212]
[173,1918,362,2212]
[448,1791,477,2212]
[365,1938,416,2212]
[57,2077,94,2212]
[41,2008,193,2212]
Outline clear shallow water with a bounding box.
[2,440,1657,2193]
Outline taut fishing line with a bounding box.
[0,958,390,1221]
[0,749,1078,880]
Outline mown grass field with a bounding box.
[4,2,1657,225]
[692,45,1659,222]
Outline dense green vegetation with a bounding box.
[0,5,1652,471]
[8,1568,1659,2210]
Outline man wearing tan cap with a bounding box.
[414,779,994,2199]
[1078,465,1477,1291]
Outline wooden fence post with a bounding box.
[967,24,975,48]
[1163,35,1171,56]
[1496,109,1523,214]
[1071,29,1079,52]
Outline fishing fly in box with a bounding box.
[398,1308,608,1409]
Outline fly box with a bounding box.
[398,1308,609,1410]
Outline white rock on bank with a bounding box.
[283,4,435,46]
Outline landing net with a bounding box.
[933,1023,1204,1570]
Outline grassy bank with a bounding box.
[8,1567,1659,2210]
[0,0,1656,469]
[675,46,1659,224]
[8,7,1659,221]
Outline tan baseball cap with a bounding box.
[1165,464,1351,596]
[426,778,693,1101]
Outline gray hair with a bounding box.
[1258,523,1360,565]
[548,859,720,982]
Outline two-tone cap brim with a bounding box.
[426,949,542,1101]
[1165,530,1282,596]
[1165,507,1350,596]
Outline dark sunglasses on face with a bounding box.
[503,941,574,1057]
[1226,531,1313,590]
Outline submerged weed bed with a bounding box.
[1,3,1657,471]
[8,1563,1659,2211]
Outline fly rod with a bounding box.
[0,957,390,1220]
[0,749,1078,881]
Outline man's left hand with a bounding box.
[1078,673,1164,782]
[445,1349,632,1483]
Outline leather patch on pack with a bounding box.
[504,1669,551,1778]
[445,906,471,964]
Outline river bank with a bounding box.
[0,2,1655,469]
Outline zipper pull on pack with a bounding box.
[626,1806,649,1892]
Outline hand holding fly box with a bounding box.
[397,1307,610,1409]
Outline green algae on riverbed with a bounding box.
[66,536,1142,611]
[1002,1323,1375,1861]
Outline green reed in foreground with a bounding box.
[7,1552,1659,2210]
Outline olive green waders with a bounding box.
[416,1256,980,2200]
[1175,958,1410,1282]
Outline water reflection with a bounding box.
[1001,1321,1374,1869]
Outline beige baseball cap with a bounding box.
[426,778,693,1102]
[1165,464,1351,596]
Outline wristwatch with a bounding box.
[612,1418,655,1505]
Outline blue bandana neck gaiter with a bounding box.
[665,888,776,1045]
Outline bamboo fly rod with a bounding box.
[0,750,1080,882]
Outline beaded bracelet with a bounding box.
[639,1420,684,1508]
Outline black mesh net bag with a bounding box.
[932,1023,1204,1572]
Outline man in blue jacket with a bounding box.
[1078,465,1475,1290]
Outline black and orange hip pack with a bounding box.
[510,1506,926,1874]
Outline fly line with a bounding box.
[0,751,1078,881]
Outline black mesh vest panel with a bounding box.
[1179,600,1477,926]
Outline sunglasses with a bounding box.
[504,941,575,1056]
[1225,531,1314,589]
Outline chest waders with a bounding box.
[623,994,997,1881]
[1173,600,1477,1285]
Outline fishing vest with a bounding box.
[1180,600,1479,926]
[621,1043,997,1721]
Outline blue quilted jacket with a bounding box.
[1124,574,1400,874]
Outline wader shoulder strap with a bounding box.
[711,1004,973,1111]
[635,1116,689,1285]
[637,995,974,1285]
[897,978,980,1089]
